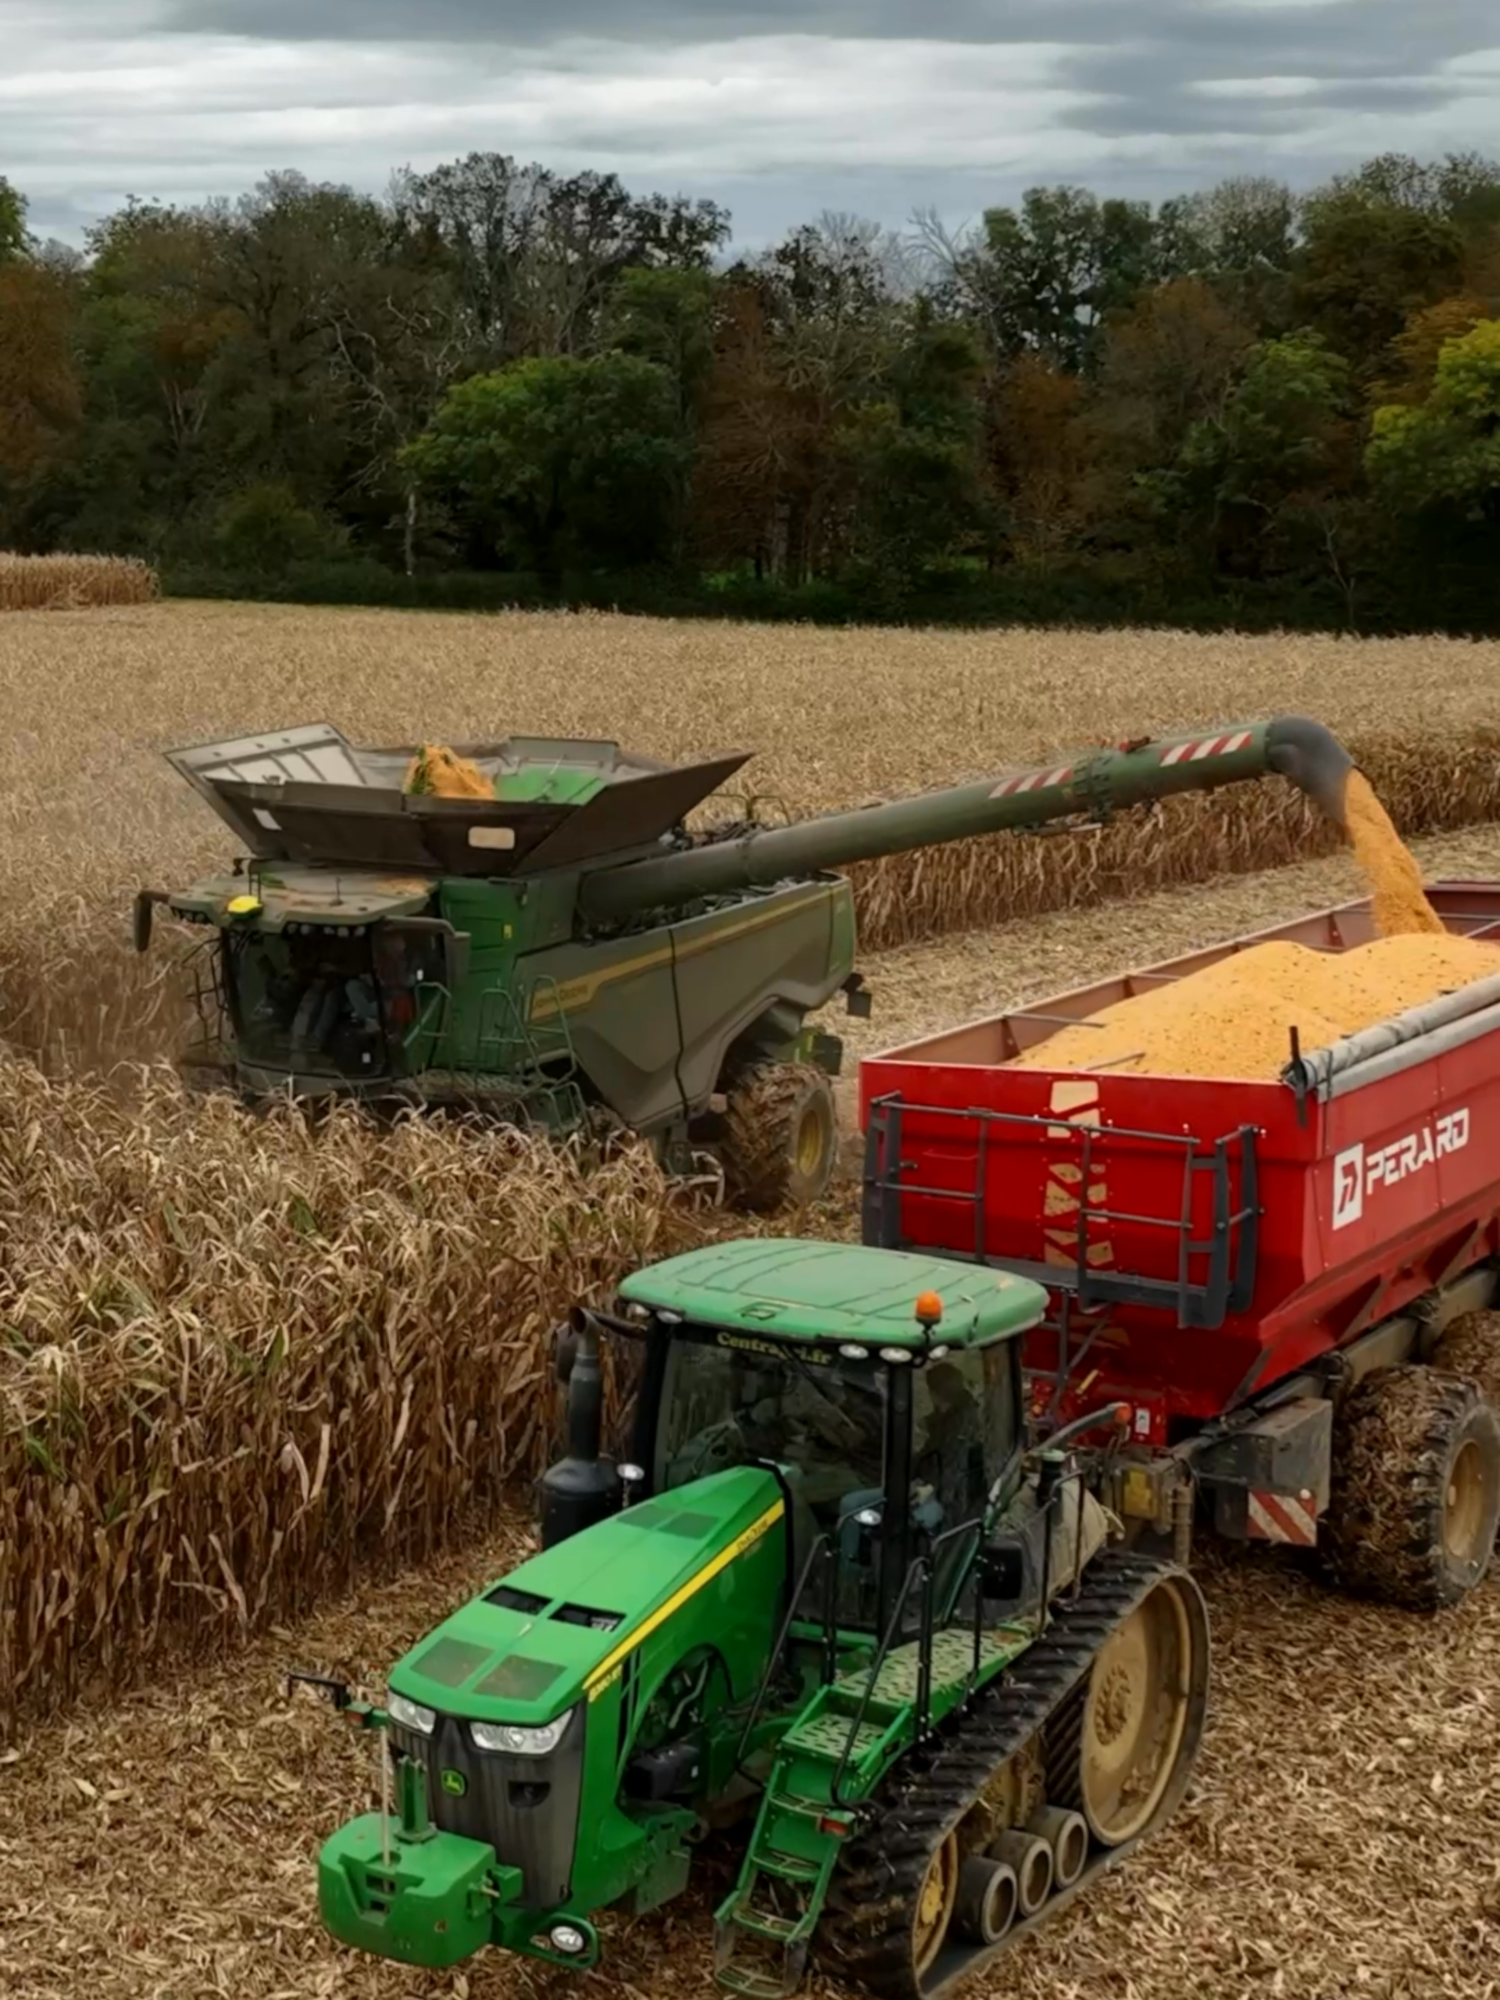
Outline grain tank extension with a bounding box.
[136,717,1351,1208]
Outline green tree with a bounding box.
[839,312,985,582]
[0,176,28,262]
[402,353,691,586]
[1294,192,1465,372]
[1319,151,1500,230]
[395,153,728,362]
[1367,318,1500,516]
[934,186,1160,371]
[1160,331,1355,590]
[605,267,719,562]
[0,260,81,544]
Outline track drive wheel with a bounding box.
[817,1558,1208,2000]
[719,1060,837,1212]
[1322,1365,1500,1611]
[1048,1570,1209,1846]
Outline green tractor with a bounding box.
[297,1239,1210,1997]
[137,716,1351,1211]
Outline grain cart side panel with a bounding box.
[860,881,1500,1444]
[862,1062,1309,1425]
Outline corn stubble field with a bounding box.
[2,598,1500,2000]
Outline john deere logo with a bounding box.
[440,1769,467,1798]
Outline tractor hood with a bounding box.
[163,863,435,933]
[388,1465,784,1726]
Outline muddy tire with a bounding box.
[719,1061,837,1212]
[1322,1366,1500,1611]
[1434,1309,1500,1408]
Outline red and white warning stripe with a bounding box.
[990,765,1074,798]
[1159,730,1254,766]
[1246,1489,1318,1546]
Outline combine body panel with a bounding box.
[860,882,1500,1535]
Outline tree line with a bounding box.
[1,149,1498,630]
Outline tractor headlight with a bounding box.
[470,1712,571,1757]
[388,1692,436,1736]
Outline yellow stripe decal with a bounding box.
[583,1499,785,1700]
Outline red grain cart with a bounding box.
[859,881,1500,1609]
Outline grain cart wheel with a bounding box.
[1322,1365,1500,1611]
[1434,1309,1500,1408]
[720,1061,837,1211]
[1047,1569,1210,1847]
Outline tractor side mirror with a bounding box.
[978,1539,1026,1603]
[134,889,170,953]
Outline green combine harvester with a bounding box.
[295,1241,1210,1997]
[136,716,1351,1210]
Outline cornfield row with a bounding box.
[0,1056,721,1734]
[0,553,159,612]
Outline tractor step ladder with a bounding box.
[714,1681,914,1999]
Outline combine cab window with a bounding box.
[224,922,448,1080]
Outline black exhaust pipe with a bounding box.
[539,1307,620,1549]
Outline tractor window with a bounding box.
[655,1335,887,1545]
[910,1344,1018,1535]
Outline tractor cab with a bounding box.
[548,1240,1051,1642]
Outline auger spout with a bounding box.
[1263,715,1354,827]
[577,715,1356,924]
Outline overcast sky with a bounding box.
[5,0,1499,249]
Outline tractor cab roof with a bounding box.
[617,1238,1047,1351]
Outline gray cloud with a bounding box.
[6,0,1499,248]
[158,0,1500,155]
[162,0,1486,55]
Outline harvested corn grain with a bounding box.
[1342,769,1446,936]
[1006,932,1500,1080]
[402,744,494,799]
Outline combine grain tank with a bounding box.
[860,881,1500,1610]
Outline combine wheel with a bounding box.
[910,1834,960,1979]
[953,1856,1017,1945]
[719,1061,837,1211]
[1323,1365,1500,1611]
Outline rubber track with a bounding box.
[817,1549,1196,2000]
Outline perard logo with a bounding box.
[1331,1108,1470,1230]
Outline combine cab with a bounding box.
[860,881,1500,1609]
